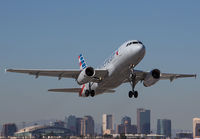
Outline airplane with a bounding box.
[6,40,197,98]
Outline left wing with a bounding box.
[6,69,81,79]
[6,68,108,82]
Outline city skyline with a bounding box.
[0,109,193,133]
[0,0,199,131]
[1,112,196,138]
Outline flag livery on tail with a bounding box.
[78,54,86,96]
[78,54,87,70]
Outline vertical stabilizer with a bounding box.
[78,54,87,70]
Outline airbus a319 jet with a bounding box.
[6,40,196,98]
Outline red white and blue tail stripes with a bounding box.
[78,54,87,70]
[78,54,87,96]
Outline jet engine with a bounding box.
[77,67,95,85]
[143,69,160,87]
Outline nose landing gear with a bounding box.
[128,91,138,98]
[128,68,139,99]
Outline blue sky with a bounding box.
[0,1,200,131]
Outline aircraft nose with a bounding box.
[137,44,146,56]
[141,44,146,54]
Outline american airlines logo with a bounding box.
[116,51,119,55]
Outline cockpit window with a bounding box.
[126,41,143,47]
[138,41,143,44]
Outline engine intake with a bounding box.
[85,67,94,77]
[77,67,95,85]
[143,69,161,87]
[151,69,160,79]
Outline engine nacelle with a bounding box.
[143,69,160,87]
[77,67,95,85]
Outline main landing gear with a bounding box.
[85,82,95,97]
[128,68,139,98]
[85,90,95,97]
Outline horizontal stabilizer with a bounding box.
[48,88,115,94]
[104,89,115,93]
[48,88,81,93]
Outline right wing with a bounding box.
[6,68,108,82]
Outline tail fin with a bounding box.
[78,54,87,70]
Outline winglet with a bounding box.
[78,54,87,70]
[5,69,9,72]
[195,74,197,79]
[5,69,15,72]
[5,69,13,73]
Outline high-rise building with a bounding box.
[67,115,77,135]
[117,124,125,134]
[80,118,85,136]
[137,108,150,134]
[193,118,200,138]
[117,116,137,134]
[76,117,83,136]
[64,116,68,128]
[121,116,131,125]
[157,119,171,137]
[102,114,114,135]
[76,116,95,136]
[84,116,94,136]
[1,123,17,137]
[117,124,137,134]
